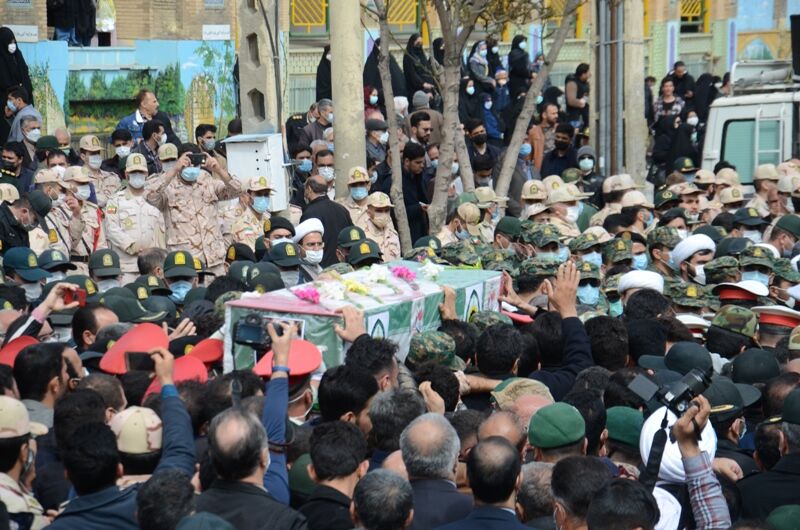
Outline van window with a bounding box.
[722,119,781,184]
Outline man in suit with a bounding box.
[436,436,528,530]
[401,413,472,530]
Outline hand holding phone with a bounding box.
[126,352,156,372]
[64,288,87,308]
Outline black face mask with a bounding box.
[472,133,487,145]
[792,197,800,213]
[555,139,571,151]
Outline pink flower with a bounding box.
[390,266,417,281]
[293,286,320,305]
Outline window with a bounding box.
[290,0,329,37]
[721,118,781,184]
[679,0,708,34]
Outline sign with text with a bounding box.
[2,25,38,41]
[202,24,231,41]
[7,0,33,7]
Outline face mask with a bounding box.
[565,205,580,224]
[319,167,335,182]
[787,197,796,214]
[252,196,271,213]
[484,101,492,110]
[536,95,544,104]
[272,237,293,248]
[54,193,65,207]
[519,41,527,50]
[168,280,193,304]
[370,171,378,184]
[743,230,762,244]
[88,155,102,169]
[181,166,201,182]
[76,184,91,201]
[48,271,66,283]
[451,162,459,174]
[326,53,332,61]
[21,282,42,303]
[369,95,379,105]
[8,43,17,54]
[557,245,569,262]
[491,46,499,54]
[96,278,120,293]
[298,158,313,173]
[158,133,167,146]
[742,270,769,287]
[372,212,391,229]
[472,133,488,145]
[305,249,324,264]
[479,49,488,58]
[579,158,594,172]
[466,86,475,96]
[686,212,699,223]
[582,251,602,268]
[6,100,16,113]
[327,113,334,123]
[327,142,335,153]
[633,253,649,270]
[202,139,216,151]
[162,161,177,173]
[379,131,389,144]
[687,116,699,127]
[115,145,131,158]
[351,187,368,201]
[519,143,532,157]
[281,270,299,288]
[498,79,507,86]
[128,172,147,189]
[738,420,747,441]
[577,284,600,305]
[26,128,41,143]
[554,139,570,151]
[491,207,500,222]
[456,228,471,240]
[476,177,492,187]
[609,299,623,317]
[684,172,696,185]
[52,166,66,178]
[690,264,707,285]
[676,229,688,240]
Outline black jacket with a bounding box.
[715,438,759,478]
[298,485,352,530]
[300,195,353,268]
[408,479,472,530]
[196,480,307,530]
[315,47,332,101]
[0,201,29,251]
[738,453,800,519]
[401,168,429,243]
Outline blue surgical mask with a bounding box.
[369,95,379,105]
[537,252,557,261]
[431,159,439,169]
[557,245,569,262]
[579,158,594,172]
[645,210,655,228]
[684,172,696,184]
[6,100,16,113]
[609,299,623,317]
[632,253,649,270]
[491,207,500,222]
[252,196,271,213]
[479,49,488,58]
[168,280,193,304]
[466,86,475,96]
[456,229,471,240]
[327,142,335,153]
[181,167,201,182]
[519,143,532,157]
[742,270,769,287]
[519,41,528,50]
[577,284,600,305]
[298,159,313,173]
[536,95,543,104]
[582,251,602,267]
[351,187,368,201]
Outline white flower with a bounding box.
[420,260,444,280]
[365,264,391,283]
[317,281,346,301]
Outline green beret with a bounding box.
[528,402,585,449]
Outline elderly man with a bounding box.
[145,144,241,276]
[19,115,42,170]
[6,86,42,144]
[300,98,334,146]
[364,192,401,262]
[78,135,121,208]
[671,233,716,285]
[116,89,180,145]
[293,218,325,282]
[301,174,353,267]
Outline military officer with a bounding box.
[231,176,273,251]
[145,145,242,276]
[337,166,371,231]
[29,171,83,257]
[364,192,401,262]
[78,134,121,208]
[105,153,167,283]
[747,164,780,218]
[64,166,107,274]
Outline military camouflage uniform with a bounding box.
[589,202,621,227]
[436,225,459,246]
[231,200,267,251]
[711,305,759,339]
[338,196,370,232]
[364,218,401,262]
[739,246,775,271]
[406,330,464,370]
[478,220,495,245]
[0,470,48,529]
[439,241,482,268]
[774,258,800,283]
[703,256,740,285]
[82,166,122,208]
[469,310,513,332]
[145,169,242,273]
[746,194,770,218]
[105,187,167,282]
[29,205,83,257]
[576,260,609,315]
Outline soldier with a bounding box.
[747,164,780,218]
[437,203,481,246]
[739,246,775,288]
[544,187,582,238]
[29,169,83,257]
[529,223,564,260]
[145,146,242,276]
[770,258,800,308]
[231,176,274,251]
[0,396,49,529]
[38,249,77,283]
[718,186,746,213]
[88,249,124,293]
[569,232,603,267]
[364,192,401,262]
[104,153,166,284]
[654,188,681,215]
[336,225,366,264]
[670,282,709,316]
[158,143,179,173]
[576,260,608,315]
[347,239,383,269]
[474,187,507,244]
[589,174,639,227]
[162,250,200,306]
[704,256,741,285]
[338,166,371,232]
[78,134,121,208]
[602,237,633,269]
[405,330,465,372]
[645,226,681,279]
[64,166,107,275]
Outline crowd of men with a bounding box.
[2,25,800,530]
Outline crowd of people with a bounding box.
[1,24,800,530]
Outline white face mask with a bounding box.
[305,249,324,264]
[565,205,580,223]
[88,154,102,169]
[690,264,707,285]
[21,282,42,303]
[787,197,796,213]
[743,230,763,244]
[48,271,66,282]
[318,167,335,182]
[162,161,177,173]
[379,131,389,144]
[8,43,17,54]
[272,237,293,247]
[676,228,688,239]
[128,172,147,189]
[687,116,699,127]
[115,145,131,158]
[76,184,91,201]
[158,133,167,146]
[96,278,120,293]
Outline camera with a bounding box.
[628,367,712,416]
[232,313,284,351]
[189,153,207,167]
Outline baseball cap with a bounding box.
[406,331,464,371]
[457,203,481,236]
[263,216,295,237]
[490,378,553,411]
[731,348,780,386]
[673,157,696,172]
[79,135,103,152]
[269,242,302,267]
[101,295,167,324]
[226,243,257,264]
[733,207,768,227]
[158,143,178,161]
[366,192,394,208]
[639,341,713,375]
[163,251,198,279]
[775,214,800,239]
[0,395,47,437]
[4,248,51,282]
[338,226,366,248]
[347,166,370,186]
[109,406,163,454]
[38,249,77,272]
[710,305,759,339]
[347,239,382,265]
[495,216,521,238]
[89,249,122,277]
[125,153,148,172]
[528,402,585,449]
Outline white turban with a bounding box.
[670,234,715,268]
[618,270,664,294]
[292,218,324,244]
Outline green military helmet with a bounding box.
[603,237,633,264]
[702,256,740,285]
[530,223,562,248]
[469,310,513,332]
[405,330,465,371]
[739,246,775,270]
[646,226,682,249]
[569,231,603,252]
[773,258,800,283]
[577,260,601,281]
[711,304,758,339]
[671,282,708,309]
[164,250,198,278]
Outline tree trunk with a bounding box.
[374,0,414,253]
[494,0,582,200]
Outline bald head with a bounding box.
[468,437,522,504]
[208,408,268,481]
[306,174,329,197]
[478,412,526,453]
[382,449,408,480]
[400,413,460,480]
[512,395,552,429]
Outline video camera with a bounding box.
[232,312,283,352]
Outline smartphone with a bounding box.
[189,153,207,167]
[64,288,87,307]
[125,352,155,372]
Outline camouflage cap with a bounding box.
[479,247,517,266]
[654,188,681,209]
[716,167,741,187]
[519,256,561,278]
[109,406,163,454]
[604,273,623,294]
[530,223,562,248]
[646,226,682,249]
[603,237,633,263]
[739,246,775,270]
[569,231,603,252]
[321,262,355,275]
[773,258,800,283]
[406,331,464,371]
[490,377,553,411]
[671,282,708,308]
[577,260,601,281]
[520,180,547,200]
[469,310,513,332]
[561,168,584,184]
[439,241,481,266]
[703,256,740,284]
[0,395,47,438]
[214,291,242,318]
[711,305,758,339]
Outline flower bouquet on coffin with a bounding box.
[390,265,419,291]
[363,265,404,296]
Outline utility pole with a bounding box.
[624,0,647,185]
[330,0,367,199]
